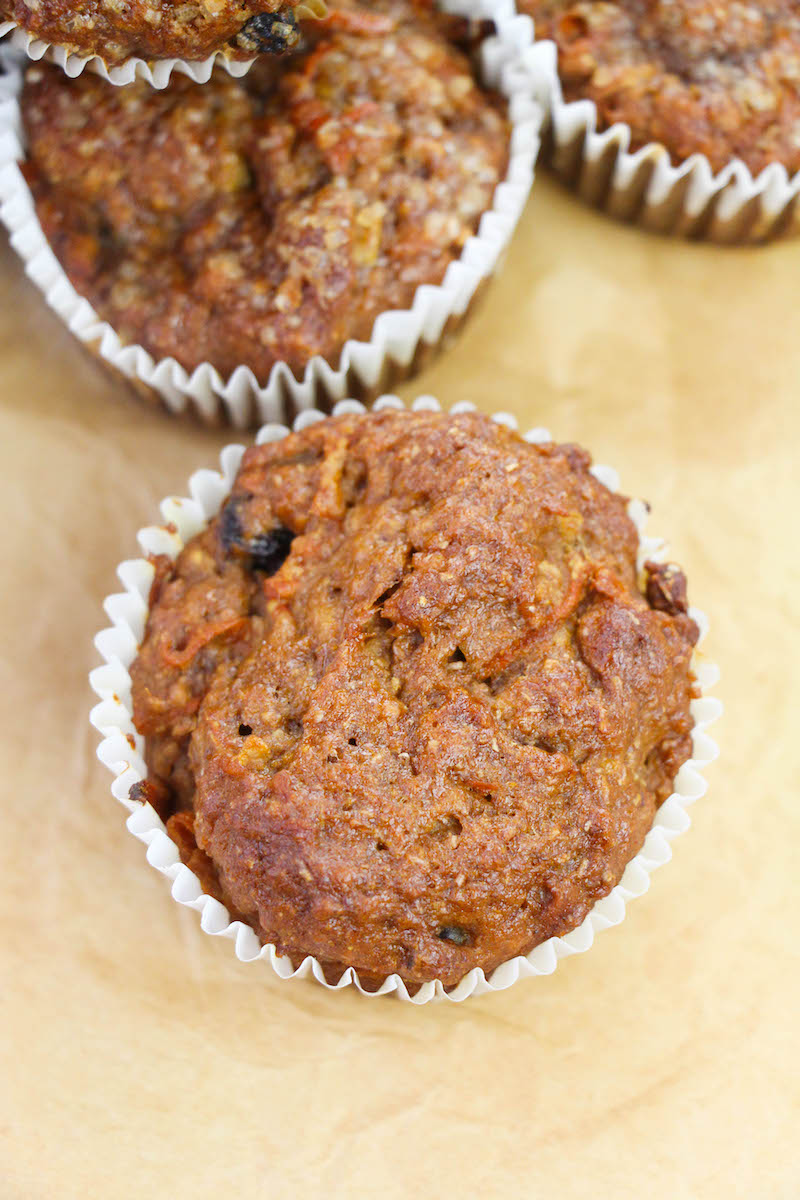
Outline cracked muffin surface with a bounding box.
[522,1,800,174]
[19,1,509,383]
[1,0,323,67]
[129,410,699,989]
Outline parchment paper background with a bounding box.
[1,178,798,1197]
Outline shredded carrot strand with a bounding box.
[163,617,248,668]
[485,563,592,678]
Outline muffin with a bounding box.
[522,1,800,175]
[127,409,700,990]
[19,1,510,387]
[0,0,325,68]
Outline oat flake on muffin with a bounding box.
[522,1,800,175]
[128,410,699,989]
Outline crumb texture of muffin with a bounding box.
[522,1,800,174]
[0,0,324,66]
[19,1,509,383]
[129,410,699,988]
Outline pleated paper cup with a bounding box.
[0,3,326,89]
[89,395,722,1005]
[523,37,800,244]
[0,2,541,427]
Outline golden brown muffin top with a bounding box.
[21,2,508,382]
[523,1,800,173]
[0,0,326,66]
[130,411,699,988]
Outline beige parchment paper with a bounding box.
[0,177,798,1198]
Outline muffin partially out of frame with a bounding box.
[128,409,699,989]
[19,1,509,385]
[1,0,324,68]
[521,0,800,175]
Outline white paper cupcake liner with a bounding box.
[0,3,541,426]
[522,36,800,243]
[0,2,327,89]
[89,394,722,1005]
[0,20,259,87]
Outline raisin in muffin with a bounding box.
[522,1,800,174]
[19,1,509,384]
[0,1,325,67]
[129,410,699,989]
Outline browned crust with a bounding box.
[522,1,800,174]
[1,1,315,66]
[20,2,508,385]
[129,411,699,988]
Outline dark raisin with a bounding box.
[248,527,294,574]
[220,498,294,576]
[129,779,149,806]
[219,498,246,554]
[238,724,253,737]
[128,777,171,821]
[437,925,471,946]
[232,9,299,55]
[645,561,689,616]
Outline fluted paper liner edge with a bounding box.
[0,1,327,89]
[522,36,800,243]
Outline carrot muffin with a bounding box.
[0,1,322,66]
[128,410,699,989]
[522,1,800,174]
[19,2,509,384]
